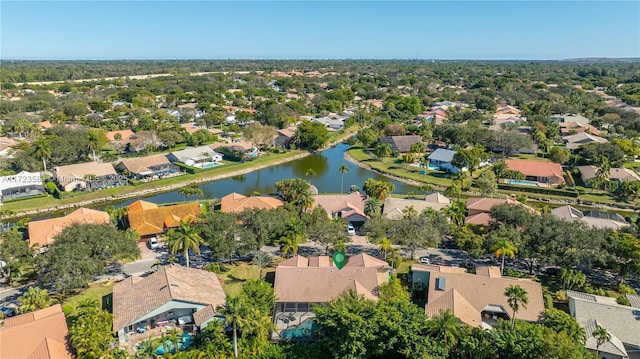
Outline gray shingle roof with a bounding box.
[427,148,456,162]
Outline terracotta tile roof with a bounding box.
[344,253,390,268]
[116,154,172,176]
[466,197,537,214]
[27,208,110,247]
[0,304,72,359]
[312,192,368,221]
[54,162,117,187]
[504,159,564,179]
[220,192,284,213]
[112,265,226,331]
[465,213,493,226]
[127,199,158,212]
[414,264,545,324]
[382,196,451,220]
[106,129,135,141]
[127,202,201,236]
[425,288,482,327]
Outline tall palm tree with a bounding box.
[221,296,245,357]
[31,137,51,172]
[338,163,350,194]
[18,287,52,313]
[441,201,466,228]
[297,191,314,214]
[592,324,611,357]
[402,205,418,219]
[491,240,517,275]
[252,251,271,279]
[87,130,103,162]
[165,219,204,268]
[379,237,392,260]
[419,184,433,198]
[505,285,528,329]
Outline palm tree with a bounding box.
[297,191,314,214]
[87,130,103,162]
[505,285,528,329]
[427,310,463,350]
[151,260,163,272]
[592,324,611,357]
[561,268,587,290]
[31,138,51,172]
[165,219,204,268]
[364,197,382,217]
[491,240,517,275]
[18,287,52,313]
[135,340,158,359]
[442,201,466,228]
[252,251,271,279]
[379,237,392,260]
[179,187,204,202]
[221,295,245,357]
[338,163,351,194]
[278,233,299,258]
[419,183,433,198]
[402,205,418,219]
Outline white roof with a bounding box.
[168,146,221,163]
[0,171,43,192]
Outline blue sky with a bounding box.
[1,1,639,60]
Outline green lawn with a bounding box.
[62,281,116,315]
[215,261,276,296]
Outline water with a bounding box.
[507,179,540,187]
[112,143,417,207]
[154,333,193,355]
[280,319,318,339]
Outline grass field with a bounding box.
[62,280,116,315]
[215,261,276,296]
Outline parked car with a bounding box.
[148,237,159,249]
[419,257,430,264]
[0,305,16,318]
[347,224,356,236]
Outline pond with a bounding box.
[113,143,417,207]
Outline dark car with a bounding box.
[0,305,16,318]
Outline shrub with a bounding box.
[45,181,58,194]
[616,295,631,306]
[62,304,74,316]
[617,283,637,295]
[544,294,554,309]
[497,183,579,197]
[555,290,568,302]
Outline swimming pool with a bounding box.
[200,162,221,169]
[507,179,540,187]
[280,319,318,339]
[153,333,193,355]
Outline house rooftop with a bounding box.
[112,265,226,331]
[127,201,201,236]
[220,192,284,213]
[427,148,456,163]
[312,192,368,221]
[0,304,73,359]
[504,159,563,179]
[54,162,117,186]
[382,195,451,220]
[116,154,172,175]
[27,207,110,247]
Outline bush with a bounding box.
[503,268,528,278]
[174,162,201,174]
[556,290,568,302]
[62,304,74,316]
[45,181,58,194]
[204,263,226,274]
[616,295,631,306]
[544,294,554,309]
[617,283,637,295]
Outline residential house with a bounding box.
[53,161,123,192]
[220,192,284,213]
[577,165,640,186]
[115,154,181,181]
[551,113,591,124]
[127,200,201,239]
[211,140,258,160]
[107,129,136,153]
[27,207,111,247]
[382,192,451,220]
[0,136,16,159]
[112,264,226,342]
[567,290,640,359]
[167,145,223,168]
[504,159,565,185]
[272,253,390,341]
[465,197,538,226]
[0,304,73,359]
[559,122,601,136]
[379,135,424,153]
[551,205,629,230]
[563,132,608,151]
[311,114,349,130]
[0,171,45,204]
[494,105,522,117]
[312,192,368,227]
[412,264,544,328]
[427,148,461,173]
[274,126,297,148]
[180,122,223,137]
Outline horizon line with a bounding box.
[2,57,640,62]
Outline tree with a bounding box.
[452,146,486,176]
[292,120,330,150]
[240,279,275,317]
[561,268,586,290]
[86,128,107,162]
[178,186,204,202]
[278,218,307,258]
[592,325,611,357]
[165,219,204,268]
[378,237,392,260]
[243,123,277,155]
[338,163,350,194]
[31,137,51,172]
[491,239,518,275]
[378,276,411,302]
[18,286,53,313]
[275,178,314,212]
[374,143,392,158]
[221,295,245,357]
[363,178,395,201]
[475,170,498,196]
[490,129,533,157]
[67,299,114,359]
[252,251,271,279]
[427,309,464,351]
[505,285,529,329]
[442,200,466,228]
[419,183,433,197]
[549,147,571,164]
[364,197,382,217]
[544,308,586,344]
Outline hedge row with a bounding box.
[497,183,579,198]
[174,162,202,174]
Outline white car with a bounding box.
[347,224,356,236]
[419,257,430,264]
[148,237,159,249]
